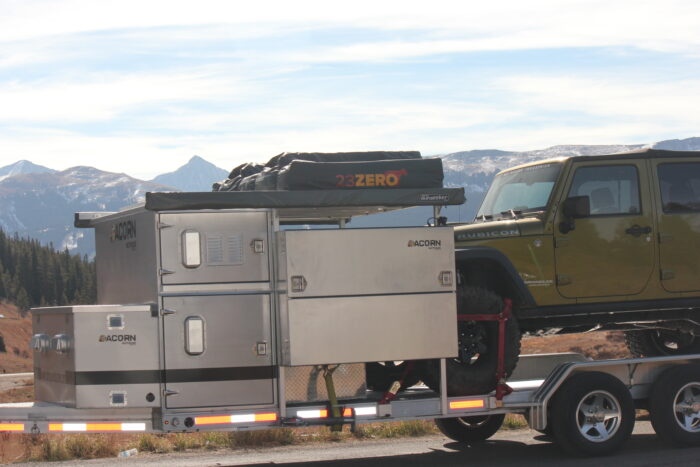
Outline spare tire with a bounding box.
[419,286,521,396]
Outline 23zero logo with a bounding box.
[335,169,408,187]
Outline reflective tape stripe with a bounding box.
[449,399,485,410]
[121,423,147,431]
[49,422,146,432]
[353,406,377,416]
[296,409,328,419]
[255,413,278,422]
[0,423,24,432]
[195,413,277,426]
[195,415,232,425]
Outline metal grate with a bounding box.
[284,364,367,403]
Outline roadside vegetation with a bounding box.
[2,421,438,462]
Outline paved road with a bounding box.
[0,372,32,393]
[16,421,698,467]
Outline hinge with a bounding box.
[161,309,176,316]
[660,269,675,280]
[163,389,179,397]
[658,232,673,243]
[159,268,175,276]
[554,237,569,248]
[556,274,572,286]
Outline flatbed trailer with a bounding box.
[1,188,699,457]
[3,352,700,456]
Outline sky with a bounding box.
[1,0,699,180]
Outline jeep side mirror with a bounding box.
[563,196,590,219]
[559,196,590,234]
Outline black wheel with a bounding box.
[419,286,521,396]
[549,372,635,456]
[365,361,421,392]
[435,413,505,442]
[624,329,700,357]
[649,364,700,447]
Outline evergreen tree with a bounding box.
[0,229,96,309]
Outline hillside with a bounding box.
[0,302,32,373]
[0,167,176,257]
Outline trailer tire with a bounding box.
[365,361,421,392]
[648,364,700,447]
[624,329,700,357]
[419,286,520,396]
[435,414,505,443]
[549,372,634,456]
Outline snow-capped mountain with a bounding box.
[0,167,175,256]
[151,155,227,192]
[0,160,55,183]
[0,137,697,256]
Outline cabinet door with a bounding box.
[159,212,269,285]
[162,295,274,408]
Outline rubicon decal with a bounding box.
[335,169,408,187]
[407,239,441,249]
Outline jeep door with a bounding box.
[554,160,655,298]
[652,158,700,292]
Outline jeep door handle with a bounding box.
[625,225,652,237]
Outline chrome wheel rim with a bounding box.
[673,382,700,433]
[458,415,490,428]
[575,390,622,442]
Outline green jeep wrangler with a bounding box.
[419,148,700,396]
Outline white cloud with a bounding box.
[0,71,248,122]
[2,0,699,56]
[497,75,700,123]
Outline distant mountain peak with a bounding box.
[151,155,228,192]
[0,160,55,182]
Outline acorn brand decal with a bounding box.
[110,221,137,242]
[335,169,408,187]
[99,334,137,345]
[407,239,441,249]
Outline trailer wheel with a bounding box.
[624,329,700,357]
[419,286,520,396]
[648,364,700,446]
[365,361,421,392]
[435,413,505,443]
[549,372,634,456]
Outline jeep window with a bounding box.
[477,163,562,220]
[658,163,700,213]
[568,165,640,216]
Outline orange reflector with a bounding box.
[195,415,234,425]
[255,413,277,422]
[342,408,352,417]
[319,410,329,418]
[48,424,63,431]
[449,399,485,410]
[0,423,24,432]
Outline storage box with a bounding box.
[32,305,160,409]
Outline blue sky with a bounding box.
[1,0,699,179]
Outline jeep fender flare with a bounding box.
[454,246,536,309]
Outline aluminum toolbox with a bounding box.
[278,227,458,366]
[32,305,160,409]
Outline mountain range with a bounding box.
[1,137,698,256]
